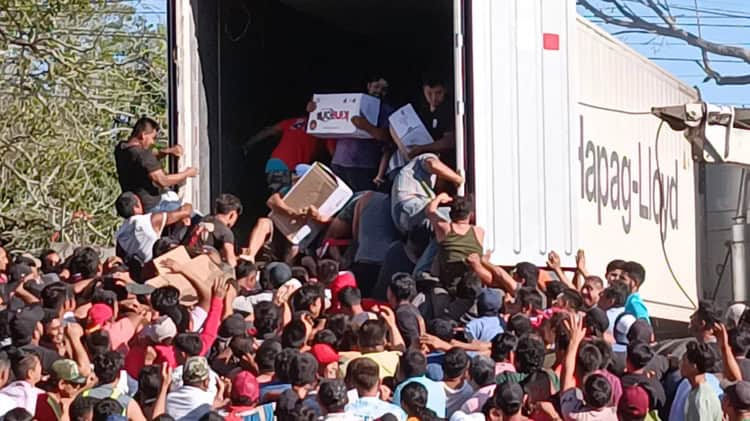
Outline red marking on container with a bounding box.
[543,33,560,50]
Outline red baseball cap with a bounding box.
[88,303,113,328]
[311,343,339,366]
[232,370,260,404]
[618,385,650,418]
[329,272,357,311]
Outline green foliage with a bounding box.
[0,0,168,250]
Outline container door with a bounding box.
[469,0,578,266]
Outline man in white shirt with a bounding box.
[166,356,216,421]
[115,191,192,263]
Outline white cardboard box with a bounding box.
[307,93,380,139]
[269,162,353,244]
[388,103,434,160]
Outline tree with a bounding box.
[0,0,168,250]
[577,0,750,85]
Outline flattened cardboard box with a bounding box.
[307,93,380,139]
[269,162,353,244]
[145,252,223,304]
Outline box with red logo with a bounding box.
[306,93,380,139]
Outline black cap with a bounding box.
[493,380,524,410]
[264,262,292,289]
[726,381,750,411]
[627,319,653,344]
[8,264,33,284]
[318,379,348,408]
[10,305,45,344]
[218,314,249,338]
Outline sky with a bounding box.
[577,0,750,107]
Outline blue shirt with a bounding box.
[392,375,447,417]
[625,292,651,323]
[668,374,723,421]
[346,396,408,421]
[465,316,505,342]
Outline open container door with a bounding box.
[469,0,578,266]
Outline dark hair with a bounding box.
[515,335,545,374]
[427,319,455,342]
[576,343,603,378]
[254,301,279,338]
[85,330,111,358]
[347,358,380,391]
[70,395,98,421]
[389,274,416,301]
[602,282,629,307]
[151,286,181,314]
[606,259,627,274]
[136,365,162,406]
[558,288,584,311]
[456,272,483,300]
[69,247,99,279]
[290,284,324,314]
[730,328,750,356]
[235,261,258,280]
[584,276,605,290]
[9,349,39,381]
[366,73,388,84]
[174,333,203,357]
[41,283,73,314]
[215,193,243,215]
[289,353,318,387]
[515,262,538,288]
[173,304,191,333]
[230,336,254,359]
[693,300,722,329]
[491,333,517,363]
[313,329,338,349]
[517,287,543,312]
[39,249,61,274]
[470,355,496,387]
[257,339,283,373]
[507,314,533,337]
[338,287,361,309]
[275,348,300,383]
[291,266,309,283]
[115,192,140,218]
[281,319,307,349]
[443,348,470,379]
[627,341,654,370]
[400,382,440,421]
[318,379,348,412]
[4,408,33,421]
[93,351,124,384]
[449,195,473,221]
[544,281,567,307]
[152,416,176,421]
[358,320,386,349]
[325,314,353,350]
[590,337,613,370]
[400,350,427,378]
[583,374,611,409]
[317,260,340,286]
[623,261,646,287]
[93,398,124,421]
[152,237,179,259]
[422,72,446,88]
[130,116,160,139]
[584,309,608,337]
[199,412,225,421]
[684,341,716,373]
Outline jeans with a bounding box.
[145,191,183,213]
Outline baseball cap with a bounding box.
[265,158,289,173]
[10,305,45,343]
[8,264,33,284]
[88,303,113,328]
[493,380,524,409]
[613,313,637,353]
[477,289,502,316]
[329,272,357,311]
[51,359,87,385]
[294,164,312,178]
[726,303,748,329]
[311,343,339,366]
[232,370,260,404]
[318,379,348,408]
[183,356,210,384]
[627,319,653,344]
[146,316,177,343]
[618,385,650,418]
[232,296,254,317]
[726,381,750,411]
[219,313,249,338]
[264,262,292,289]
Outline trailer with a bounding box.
[169,0,743,324]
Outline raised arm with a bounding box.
[561,316,585,393]
[149,167,198,189]
[480,256,519,296]
[160,257,211,312]
[716,323,743,382]
[376,305,405,352]
[547,251,575,290]
[425,156,463,186]
[242,124,283,153]
[151,203,193,234]
[266,193,304,219]
[408,132,456,158]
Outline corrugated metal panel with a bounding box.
[576,18,699,320]
[471,0,577,265]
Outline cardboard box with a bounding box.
[307,93,380,139]
[140,245,192,280]
[145,253,224,305]
[269,162,353,244]
[389,103,434,160]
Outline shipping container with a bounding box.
[170,0,707,322]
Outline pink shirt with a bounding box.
[460,384,497,413]
[494,362,516,375]
[594,369,622,407]
[103,318,137,354]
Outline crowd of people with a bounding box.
[0,72,749,421]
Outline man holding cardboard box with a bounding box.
[183,194,243,267]
[404,75,456,165]
[306,75,395,192]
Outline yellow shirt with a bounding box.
[339,350,402,380]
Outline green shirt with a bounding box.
[685,382,722,421]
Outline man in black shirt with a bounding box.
[114,117,197,213]
[184,193,243,267]
[407,74,456,166]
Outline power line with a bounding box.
[647,57,748,63]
